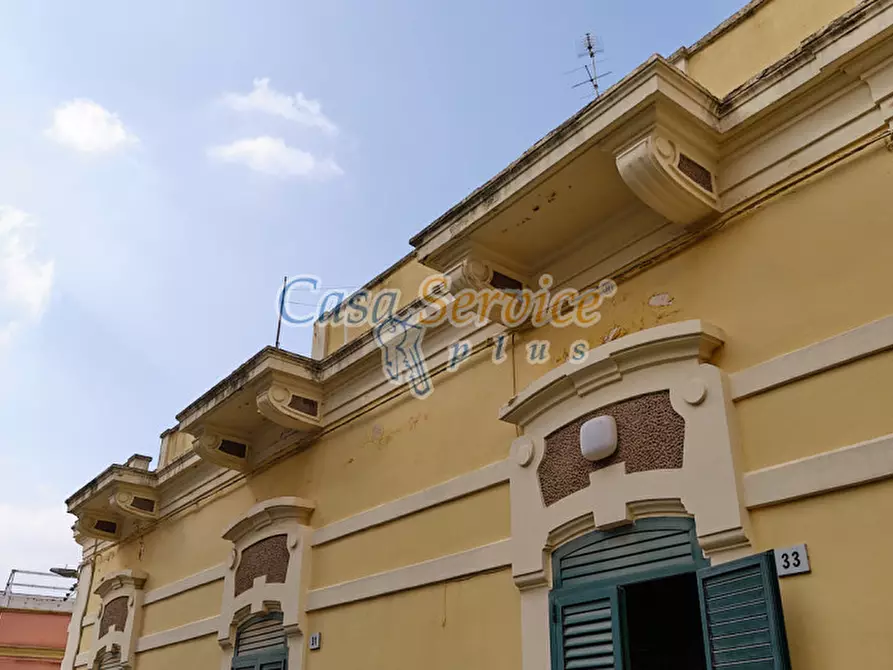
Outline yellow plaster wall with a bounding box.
[736,348,893,471]
[77,622,93,655]
[134,634,219,670]
[324,259,434,356]
[686,0,860,97]
[749,480,893,669]
[306,570,521,670]
[513,147,893,391]
[248,350,516,527]
[311,485,510,588]
[139,581,223,637]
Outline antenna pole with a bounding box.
[275,275,287,348]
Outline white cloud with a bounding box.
[208,136,343,179]
[223,78,338,135]
[0,501,80,582]
[45,99,138,153]
[0,207,54,350]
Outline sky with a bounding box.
[0,0,745,583]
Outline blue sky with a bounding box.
[0,0,744,580]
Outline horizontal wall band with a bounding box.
[143,564,226,605]
[0,645,64,660]
[744,432,893,508]
[311,460,511,546]
[306,539,512,611]
[135,616,219,653]
[730,313,893,400]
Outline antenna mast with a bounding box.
[572,33,611,100]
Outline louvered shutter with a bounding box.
[697,551,792,670]
[233,613,288,670]
[550,584,624,670]
[553,518,706,589]
[98,650,120,670]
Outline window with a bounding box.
[232,612,289,670]
[549,518,792,670]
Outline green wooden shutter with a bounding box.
[553,517,706,589]
[550,584,625,670]
[233,613,288,670]
[697,551,792,670]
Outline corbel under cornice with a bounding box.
[499,319,725,427]
[254,371,323,434]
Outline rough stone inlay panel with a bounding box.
[538,391,685,506]
[99,596,128,638]
[235,534,290,597]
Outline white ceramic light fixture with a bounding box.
[580,415,618,462]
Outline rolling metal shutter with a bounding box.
[697,551,792,670]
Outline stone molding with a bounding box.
[501,319,750,582]
[217,497,315,670]
[88,570,147,670]
[615,124,720,227]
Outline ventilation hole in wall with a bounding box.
[94,520,117,534]
[490,271,523,292]
[677,154,714,193]
[219,440,248,459]
[288,395,319,417]
[131,497,156,513]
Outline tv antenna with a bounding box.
[570,33,611,99]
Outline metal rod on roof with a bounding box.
[275,275,287,349]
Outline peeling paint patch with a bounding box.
[648,292,675,308]
[603,326,627,344]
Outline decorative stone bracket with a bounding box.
[615,124,720,227]
[89,570,147,670]
[216,497,315,670]
[255,373,323,434]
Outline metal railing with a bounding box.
[2,569,77,601]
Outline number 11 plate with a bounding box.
[774,543,810,577]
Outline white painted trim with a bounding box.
[62,561,93,670]
[135,616,219,653]
[730,314,893,400]
[305,540,512,611]
[311,460,511,546]
[744,433,893,508]
[74,652,89,667]
[143,564,226,605]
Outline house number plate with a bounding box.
[774,543,810,577]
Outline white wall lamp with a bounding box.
[580,415,618,462]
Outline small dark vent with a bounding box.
[288,394,319,417]
[677,154,713,193]
[94,519,117,534]
[131,497,156,513]
[490,271,523,292]
[219,440,247,459]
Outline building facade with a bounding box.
[1,571,74,670]
[63,0,893,668]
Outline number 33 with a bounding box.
[781,550,801,570]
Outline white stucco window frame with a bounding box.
[499,320,752,670]
[88,569,147,670]
[217,496,315,670]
